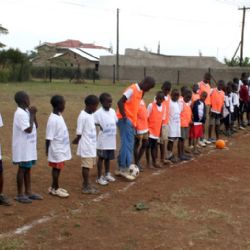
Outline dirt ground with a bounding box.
[0,82,250,250]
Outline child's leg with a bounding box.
[0,160,3,194]
[24,168,32,195]
[167,140,174,157]
[97,157,103,179]
[82,167,90,188]
[17,167,25,196]
[149,139,157,166]
[137,139,148,165]
[160,142,165,161]
[178,138,184,157]
[215,124,220,139]
[208,124,213,138]
[133,136,140,164]
[51,168,61,190]
[104,159,110,174]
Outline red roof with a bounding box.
[42,39,108,50]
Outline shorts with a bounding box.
[189,124,203,139]
[148,137,158,148]
[223,114,231,126]
[168,137,179,142]
[209,112,222,126]
[97,150,115,160]
[48,161,65,169]
[13,160,36,169]
[81,157,96,169]
[159,125,169,144]
[248,102,250,113]
[181,127,189,140]
[0,160,3,173]
[232,106,239,122]
[239,101,247,113]
[135,132,148,140]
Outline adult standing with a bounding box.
[116,76,155,180]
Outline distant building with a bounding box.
[32,39,113,72]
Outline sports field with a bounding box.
[0,80,250,250]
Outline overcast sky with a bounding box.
[1,0,250,61]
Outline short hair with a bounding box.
[50,95,64,108]
[171,88,179,96]
[233,77,239,84]
[161,81,172,91]
[184,89,192,97]
[142,76,155,87]
[85,95,99,106]
[99,93,111,104]
[156,91,165,99]
[14,91,28,105]
[180,86,188,96]
[201,91,207,98]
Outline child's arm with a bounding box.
[25,106,37,133]
[117,95,127,120]
[45,139,50,156]
[72,135,81,144]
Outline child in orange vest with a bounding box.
[178,89,192,161]
[208,80,225,141]
[134,97,148,172]
[159,81,171,163]
[147,91,165,168]
[191,83,200,104]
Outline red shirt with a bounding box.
[240,85,249,102]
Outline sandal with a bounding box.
[15,195,32,204]
[28,193,43,200]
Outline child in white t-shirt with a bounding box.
[0,114,11,206]
[12,91,42,204]
[72,95,99,194]
[46,95,71,198]
[94,93,117,186]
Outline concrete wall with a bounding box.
[99,65,250,84]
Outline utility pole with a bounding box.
[239,6,250,66]
[116,8,119,82]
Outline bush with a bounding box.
[0,68,10,82]
[83,68,99,80]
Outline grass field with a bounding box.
[0,80,250,250]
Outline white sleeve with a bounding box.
[147,103,153,117]
[93,110,100,125]
[16,111,30,131]
[0,114,3,127]
[76,112,84,135]
[46,118,56,140]
[123,88,133,100]
[112,109,118,123]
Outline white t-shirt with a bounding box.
[12,107,37,162]
[168,100,181,138]
[232,92,240,107]
[94,107,118,150]
[223,94,234,118]
[46,113,72,163]
[0,114,3,160]
[76,110,96,157]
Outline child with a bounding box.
[166,89,181,162]
[223,84,234,136]
[94,93,117,185]
[191,83,200,104]
[147,91,165,168]
[46,95,71,198]
[0,113,11,206]
[159,81,171,163]
[239,79,249,128]
[72,95,99,194]
[179,89,192,161]
[134,97,148,172]
[190,91,207,154]
[12,91,43,203]
[231,82,240,130]
[208,80,225,141]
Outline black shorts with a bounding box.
[97,150,115,160]
[239,101,247,113]
[247,102,250,113]
[0,160,3,173]
[232,106,239,121]
[148,137,158,148]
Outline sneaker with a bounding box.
[15,195,32,204]
[105,173,116,182]
[207,138,216,143]
[96,176,109,186]
[198,140,206,147]
[166,154,178,163]
[179,155,192,161]
[137,163,144,172]
[58,188,69,194]
[0,194,12,206]
[239,126,246,130]
[203,139,212,145]
[120,169,135,181]
[28,193,43,200]
[50,188,69,198]
[114,168,122,176]
[82,186,99,195]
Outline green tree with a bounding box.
[224,56,250,66]
[0,24,8,48]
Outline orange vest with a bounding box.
[136,99,148,132]
[210,88,225,113]
[180,100,192,127]
[191,93,200,103]
[148,103,163,138]
[117,84,143,127]
[162,95,170,125]
[198,81,211,105]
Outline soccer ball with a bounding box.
[215,139,226,149]
[129,164,140,178]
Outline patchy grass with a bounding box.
[0,239,25,250]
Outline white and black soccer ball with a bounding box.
[129,164,140,178]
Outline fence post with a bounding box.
[177,70,180,85]
[144,67,146,78]
[113,64,116,84]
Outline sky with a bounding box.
[1,0,250,62]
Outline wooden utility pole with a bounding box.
[116,8,120,82]
[239,6,250,66]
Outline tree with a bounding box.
[0,24,8,48]
[224,56,250,67]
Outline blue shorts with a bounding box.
[13,160,36,169]
[0,160,3,173]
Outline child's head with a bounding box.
[14,91,30,108]
[50,95,65,113]
[85,95,99,113]
[161,81,172,95]
[140,76,156,92]
[192,83,199,93]
[243,78,248,85]
[203,72,211,84]
[155,91,165,106]
[200,91,207,102]
[241,72,248,80]
[225,85,232,95]
[171,89,180,102]
[232,83,238,92]
[183,89,192,103]
[233,77,239,84]
[217,80,225,91]
[99,93,112,111]
[180,86,188,97]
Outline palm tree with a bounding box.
[0,24,8,48]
